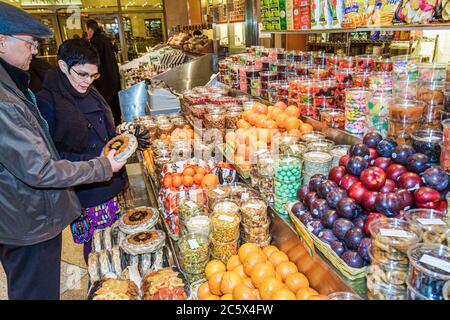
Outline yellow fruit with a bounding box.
[251,263,276,288]
[221,294,234,300]
[296,287,319,300]
[271,289,296,300]
[238,243,260,262]
[276,261,299,281]
[197,282,212,300]
[203,294,220,300]
[208,271,224,296]
[262,245,279,258]
[232,284,258,300]
[233,265,247,279]
[243,252,267,276]
[258,278,285,300]
[242,277,254,288]
[220,271,242,295]
[269,251,289,267]
[205,260,226,279]
[285,272,310,293]
[227,255,241,271]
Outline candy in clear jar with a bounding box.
[388,99,426,144]
[393,55,419,81]
[375,58,393,72]
[345,88,370,134]
[442,119,450,171]
[417,81,445,129]
[356,55,375,72]
[418,63,447,82]
[320,109,345,128]
[368,72,393,94]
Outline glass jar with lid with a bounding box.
[300,131,326,143]
[388,99,426,144]
[306,139,335,152]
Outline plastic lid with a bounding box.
[303,151,333,163]
[119,206,159,235]
[407,243,450,279]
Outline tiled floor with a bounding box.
[0,228,89,300]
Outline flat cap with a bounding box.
[0,2,52,38]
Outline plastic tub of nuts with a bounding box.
[210,212,240,243]
[407,243,450,300]
[206,185,231,210]
[209,235,239,263]
[367,281,407,300]
[240,197,268,226]
[405,209,449,245]
[212,199,240,215]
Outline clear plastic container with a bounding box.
[309,67,330,80]
[302,151,333,185]
[392,55,420,81]
[209,235,239,263]
[388,99,426,144]
[210,212,240,243]
[356,55,376,72]
[178,234,210,274]
[443,279,450,300]
[406,281,433,300]
[328,292,362,300]
[369,218,422,267]
[418,63,447,82]
[330,145,350,168]
[275,155,303,182]
[417,81,445,128]
[442,119,450,171]
[407,243,450,300]
[345,88,370,134]
[212,199,240,215]
[183,214,211,238]
[320,109,345,129]
[206,185,231,210]
[300,131,326,143]
[368,72,393,94]
[411,129,443,163]
[393,79,418,99]
[306,139,335,152]
[240,197,268,227]
[258,173,274,203]
[367,281,407,300]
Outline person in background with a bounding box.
[36,39,128,263]
[72,34,81,39]
[0,2,126,300]
[85,19,122,126]
[28,55,51,94]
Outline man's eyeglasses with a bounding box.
[7,35,39,50]
[71,68,101,81]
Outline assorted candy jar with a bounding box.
[388,99,426,144]
[418,63,447,82]
[302,151,333,186]
[375,58,393,72]
[441,119,450,171]
[309,67,330,80]
[345,88,370,134]
[320,109,345,128]
[392,55,420,81]
[356,55,376,72]
[368,72,393,94]
[339,56,356,69]
[366,93,391,137]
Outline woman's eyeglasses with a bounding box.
[71,68,101,81]
[7,35,39,50]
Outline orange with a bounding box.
[284,116,301,131]
[162,176,172,189]
[203,294,220,300]
[242,110,251,122]
[258,278,285,300]
[308,294,329,300]
[193,173,204,185]
[208,271,224,296]
[274,101,287,111]
[296,287,319,300]
[300,123,313,133]
[237,119,251,129]
[268,251,289,267]
[266,120,278,130]
[288,128,302,140]
[252,103,269,115]
[201,174,219,188]
[183,167,195,177]
[275,113,288,129]
[172,175,183,188]
[194,166,207,176]
[285,272,309,292]
[238,243,260,263]
[284,105,301,117]
[233,265,247,279]
[251,263,276,288]
[271,288,296,300]
[226,255,242,271]
[232,284,258,300]
[221,294,233,300]
[247,112,259,126]
[197,282,212,300]
[182,175,194,187]
[205,260,226,279]
[276,261,298,281]
[220,271,242,295]
[241,277,254,288]
[243,252,267,276]
[262,245,279,258]
[275,273,283,283]
[270,107,283,121]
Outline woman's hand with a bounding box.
[106,150,126,173]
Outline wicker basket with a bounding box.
[287,207,367,280]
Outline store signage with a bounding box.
[20,0,82,7]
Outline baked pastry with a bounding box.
[121,229,165,255]
[128,231,160,245]
[141,267,188,300]
[121,207,158,228]
[102,133,138,162]
[89,278,139,300]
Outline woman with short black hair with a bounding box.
[36,39,128,263]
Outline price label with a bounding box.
[419,254,450,273]
[379,228,413,238]
[246,203,263,209]
[188,239,200,250]
[218,215,235,222]
[416,218,446,226]
[214,188,226,195]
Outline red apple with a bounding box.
[340,174,360,191]
[437,200,448,213]
[360,167,386,190]
[372,157,393,171]
[348,182,368,203]
[361,191,379,212]
[415,201,441,209]
[367,148,379,165]
[379,179,397,193]
[328,166,347,185]
[397,172,423,191]
[386,164,408,181]
[364,213,386,236]
[339,154,350,167]
[414,187,441,204]
[396,189,414,211]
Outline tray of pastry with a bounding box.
[141,267,191,300]
[87,278,140,300]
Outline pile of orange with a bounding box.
[197,243,329,300]
[159,125,196,143]
[161,166,219,189]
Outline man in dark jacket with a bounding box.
[86,19,122,126]
[0,3,126,300]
